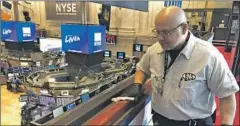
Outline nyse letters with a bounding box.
[56,3,76,13]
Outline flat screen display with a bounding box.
[39,38,62,52]
[133,44,143,52]
[116,52,126,59]
[7,73,14,79]
[53,105,64,118]
[65,102,76,111]
[81,93,90,103]
[1,21,36,42]
[61,24,106,54]
[104,50,111,57]
[19,95,28,102]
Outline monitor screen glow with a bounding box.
[133,44,143,52]
[65,102,76,111]
[81,93,90,103]
[116,52,125,59]
[104,50,111,57]
[53,106,64,118]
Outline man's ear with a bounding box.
[181,23,188,35]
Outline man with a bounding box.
[11,76,23,91]
[132,6,239,126]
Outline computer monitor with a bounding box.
[19,95,28,102]
[39,95,56,106]
[133,44,143,52]
[14,73,20,76]
[53,105,64,118]
[12,67,20,73]
[116,52,126,59]
[104,50,111,57]
[81,93,90,103]
[7,73,14,79]
[65,102,76,111]
[22,67,31,73]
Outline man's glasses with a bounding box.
[152,23,183,37]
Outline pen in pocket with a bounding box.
[178,77,183,88]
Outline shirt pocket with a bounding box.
[171,77,204,105]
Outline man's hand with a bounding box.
[129,83,143,103]
[219,94,237,125]
[112,84,143,103]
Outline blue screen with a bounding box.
[1,21,36,42]
[88,25,106,54]
[61,24,106,54]
[81,93,90,103]
[61,24,89,54]
[117,52,125,59]
[104,50,111,57]
[66,102,76,111]
[17,22,36,42]
[1,21,17,42]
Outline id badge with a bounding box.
[154,76,164,96]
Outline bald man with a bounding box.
[131,6,239,126]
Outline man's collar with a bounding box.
[156,43,164,54]
[156,32,196,60]
[180,32,195,60]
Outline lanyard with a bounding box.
[162,52,169,82]
[162,51,177,82]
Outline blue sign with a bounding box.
[1,21,36,42]
[61,24,106,54]
[1,21,17,42]
[18,22,36,42]
[164,1,182,8]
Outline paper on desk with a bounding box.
[111,97,135,102]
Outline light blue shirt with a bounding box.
[137,32,239,120]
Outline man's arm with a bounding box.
[219,94,237,125]
[134,69,147,85]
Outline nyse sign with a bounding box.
[56,3,77,15]
[45,1,82,21]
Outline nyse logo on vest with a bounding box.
[65,35,80,43]
[3,29,12,35]
[182,73,196,81]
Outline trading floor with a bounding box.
[1,1,240,126]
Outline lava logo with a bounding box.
[2,29,12,35]
[181,73,196,81]
[65,35,80,43]
[22,27,31,37]
[94,32,102,46]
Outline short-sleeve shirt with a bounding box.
[137,32,239,121]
